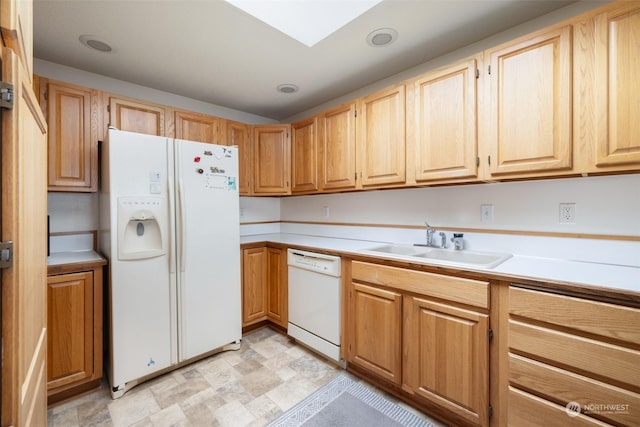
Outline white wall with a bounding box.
[280,174,640,237]
[48,193,99,233]
[239,197,281,223]
[34,59,277,125]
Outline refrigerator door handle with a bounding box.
[167,143,176,274]
[176,145,187,273]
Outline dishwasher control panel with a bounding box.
[287,249,341,277]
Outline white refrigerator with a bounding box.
[99,128,241,398]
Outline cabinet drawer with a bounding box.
[509,353,639,426]
[508,387,612,426]
[352,261,489,309]
[509,320,640,390]
[510,287,640,344]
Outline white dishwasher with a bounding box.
[287,248,343,364]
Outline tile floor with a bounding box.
[47,327,443,427]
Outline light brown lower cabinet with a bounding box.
[241,247,268,326]
[266,247,287,328]
[46,264,104,405]
[241,246,287,328]
[347,260,490,426]
[507,285,640,426]
[347,282,402,385]
[404,296,489,426]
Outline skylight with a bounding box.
[225,0,383,47]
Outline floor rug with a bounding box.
[265,373,436,427]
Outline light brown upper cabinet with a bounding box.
[108,96,167,136]
[252,124,291,195]
[226,120,252,195]
[318,102,358,191]
[41,79,99,192]
[174,110,222,145]
[591,3,640,169]
[483,25,573,178]
[291,117,319,194]
[357,84,406,187]
[408,56,481,184]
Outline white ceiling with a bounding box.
[33,0,576,121]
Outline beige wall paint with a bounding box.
[34,59,277,125]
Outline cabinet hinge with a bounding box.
[107,104,111,112]
[488,328,493,342]
[488,404,493,418]
[354,110,357,118]
[487,65,491,75]
[44,91,48,101]
[0,82,15,109]
[487,155,491,166]
[0,241,14,269]
[475,68,480,79]
[476,157,480,167]
[354,172,358,181]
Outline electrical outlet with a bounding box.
[323,206,330,218]
[559,203,576,223]
[239,208,245,218]
[481,204,494,223]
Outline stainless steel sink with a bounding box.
[362,244,512,269]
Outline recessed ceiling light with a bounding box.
[366,28,398,47]
[277,84,299,94]
[79,35,114,53]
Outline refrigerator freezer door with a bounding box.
[105,130,178,390]
[175,140,241,361]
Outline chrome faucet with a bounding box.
[425,222,436,247]
[439,232,447,249]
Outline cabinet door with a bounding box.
[0,0,33,78]
[412,56,479,182]
[291,117,319,194]
[266,247,287,328]
[253,124,291,195]
[1,49,48,427]
[347,282,402,384]
[319,103,357,191]
[404,296,489,426]
[227,120,252,195]
[358,84,406,187]
[47,272,95,390]
[45,81,98,191]
[485,26,572,177]
[593,4,640,167]
[109,96,166,136]
[175,110,221,145]
[241,248,267,326]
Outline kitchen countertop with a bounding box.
[47,250,107,272]
[241,233,640,298]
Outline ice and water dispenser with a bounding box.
[117,197,167,260]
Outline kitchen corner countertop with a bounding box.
[241,233,640,298]
[47,250,107,270]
